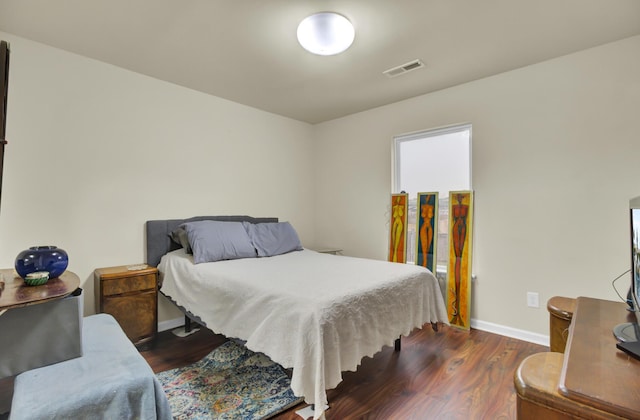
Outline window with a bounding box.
[393,124,471,273]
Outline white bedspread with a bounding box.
[159,249,448,419]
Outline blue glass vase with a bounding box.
[15,246,69,279]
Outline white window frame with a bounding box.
[392,123,472,277]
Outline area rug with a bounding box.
[156,340,303,419]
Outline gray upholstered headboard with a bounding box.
[145,215,278,267]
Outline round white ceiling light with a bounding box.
[297,12,355,56]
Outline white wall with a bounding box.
[312,35,640,336]
[2,30,639,339]
[0,32,315,321]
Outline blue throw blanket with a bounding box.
[10,314,172,420]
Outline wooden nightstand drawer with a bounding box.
[101,274,156,296]
[102,291,156,343]
[94,265,158,348]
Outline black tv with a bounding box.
[613,197,640,353]
[0,40,9,210]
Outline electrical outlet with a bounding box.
[527,292,540,308]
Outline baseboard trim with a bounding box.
[158,317,184,333]
[471,318,550,347]
[160,316,550,347]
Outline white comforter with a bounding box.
[159,248,448,419]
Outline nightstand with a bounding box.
[315,247,343,255]
[94,264,158,348]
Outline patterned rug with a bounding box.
[156,340,303,419]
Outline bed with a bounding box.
[146,216,448,419]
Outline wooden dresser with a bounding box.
[515,297,640,419]
[94,264,158,348]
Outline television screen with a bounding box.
[613,197,640,344]
[615,202,640,358]
[631,205,640,317]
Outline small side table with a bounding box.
[315,247,343,255]
[0,268,80,311]
[94,264,158,348]
[0,269,83,378]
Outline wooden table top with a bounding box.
[559,297,640,419]
[0,269,80,311]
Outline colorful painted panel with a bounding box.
[447,190,474,330]
[415,192,438,272]
[388,193,408,263]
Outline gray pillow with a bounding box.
[181,221,257,264]
[169,226,192,254]
[243,221,303,257]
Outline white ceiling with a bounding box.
[1,1,639,124]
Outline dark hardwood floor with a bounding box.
[140,324,547,419]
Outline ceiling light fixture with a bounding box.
[297,12,355,56]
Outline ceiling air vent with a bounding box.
[383,59,425,78]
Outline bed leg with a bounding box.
[171,315,200,338]
[431,322,439,332]
[394,337,401,351]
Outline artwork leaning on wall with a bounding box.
[447,190,474,331]
[388,193,408,264]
